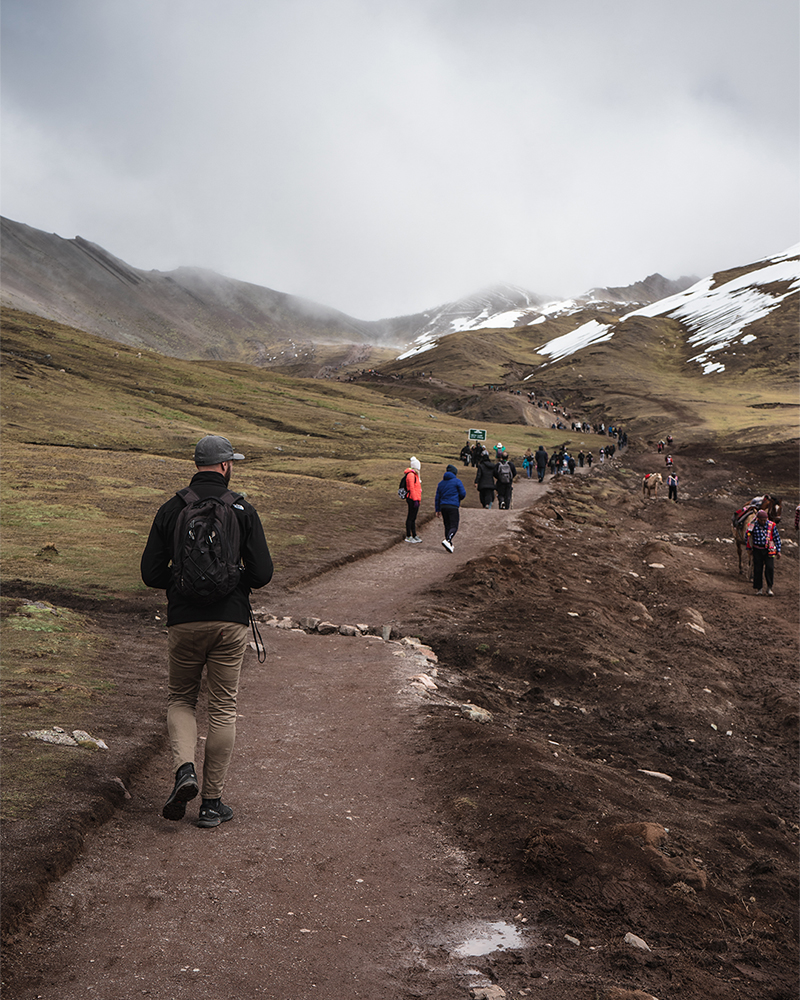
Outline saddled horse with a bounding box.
[733,495,782,576]
[642,473,663,498]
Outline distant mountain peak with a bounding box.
[534,245,800,373]
[579,273,698,305]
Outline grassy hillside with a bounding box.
[1,309,580,599]
[353,299,799,448]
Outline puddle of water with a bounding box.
[450,920,525,957]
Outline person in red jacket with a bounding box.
[402,456,422,542]
[746,507,782,596]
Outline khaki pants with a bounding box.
[167,621,248,799]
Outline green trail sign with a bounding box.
[468,428,487,441]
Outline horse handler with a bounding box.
[746,508,782,596]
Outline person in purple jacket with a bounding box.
[435,464,467,553]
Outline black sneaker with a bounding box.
[197,798,234,828]
[162,763,198,821]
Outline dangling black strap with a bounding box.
[248,604,266,663]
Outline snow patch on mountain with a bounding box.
[534,245,800,373]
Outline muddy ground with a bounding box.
[2,447,798,1000]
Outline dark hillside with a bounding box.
[0,218,407,363]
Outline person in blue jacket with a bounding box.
[435,464,467,553]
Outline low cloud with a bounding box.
[2,0,797,318]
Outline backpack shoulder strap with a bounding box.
[176,487,242,507]
[176,486,200,505]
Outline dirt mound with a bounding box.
[456,392,554,427]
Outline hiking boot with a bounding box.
[754,590,763,596]
[162,763,198,821]
[197,798,234,828]
[404,536,414,542]
[442,539,454,553]
[767,589,774,596]
[413,536,422,542]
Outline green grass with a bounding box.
[1,597,113,818]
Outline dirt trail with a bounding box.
[2,474,559,1000]
[4,455,798,1000]
[269,474,552,625]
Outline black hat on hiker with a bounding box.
[194,435,245,465]
[446,464,458,475]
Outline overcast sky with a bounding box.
[2,0,798,319]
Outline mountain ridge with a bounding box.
[1,216,694,366]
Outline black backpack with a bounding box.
[171,487,243,605]
[497,460,512,484]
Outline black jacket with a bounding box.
[474,459,497,491]
[141,471,273,626]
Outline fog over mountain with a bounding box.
[2,2,797,317]
[0,217,696,365]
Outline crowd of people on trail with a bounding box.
[403,429,630,553]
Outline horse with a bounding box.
[733,495,782,576]
[642,473,663,498]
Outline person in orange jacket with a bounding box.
[402,456,422,542]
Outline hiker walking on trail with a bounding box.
[746,508,782,596]
[402,457,423,542]
[534,445,548,482]
[667,472,679,502]
[493,454,517,509]
[435,464,466,553]
[474,453,497,508]
[523,448,534,478]
[141,435,273,829]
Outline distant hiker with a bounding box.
[435,464,466,553]
[665,454,674,468]
[746,508,782,596]
[667,472,679,502]
[460,443,472,466]
[141,435,273,828]
[470,442,482,467]
[658,440,664,453]
[535,445,548,482]
[577,450,585,468]
[599,447,605,463]
[493,454,517,509]
[523,448,534,478]
[568,455,576,475]
[586,451,593,467]
[474,454,497,508]
[548,453,558,476]
[402,457,423,542]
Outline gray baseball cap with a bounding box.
[194,435,245,465]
